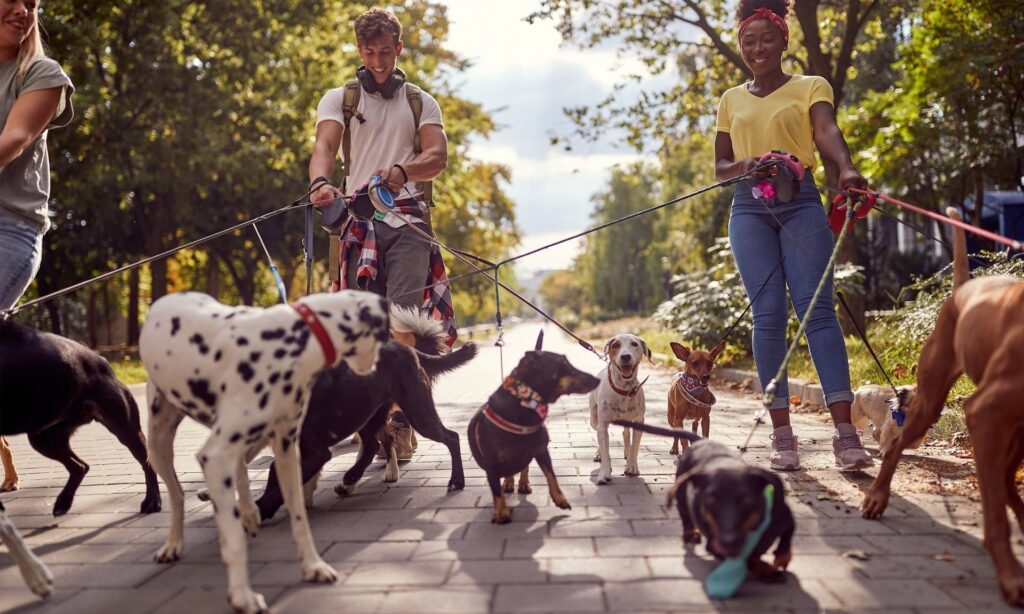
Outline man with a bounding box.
[309,7,448,347]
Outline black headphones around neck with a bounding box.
[355,65,406,100]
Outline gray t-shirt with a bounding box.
[0,57,74,233]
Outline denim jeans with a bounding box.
[728,174,854,410]
[0,213,43,311]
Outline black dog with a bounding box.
[613,420,794,582]
[254,311,476,520]
[0,319,160,516]
[468,331,600,524]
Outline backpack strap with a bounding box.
[404,83,432,205]
[330,81,362,287]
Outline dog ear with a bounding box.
[534,330,544,351]
[710,340,726,362]
[603,338,613,357]
[640,338,652,363]
[670,342,690,362]
[666,468,707,506]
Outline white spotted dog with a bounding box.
[0,501,53,599]
[140,290,388,614]
[589,334,651,484]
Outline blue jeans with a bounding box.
[0,213,43,311]
[728,174,854,410]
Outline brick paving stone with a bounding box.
[2,322,1020,613]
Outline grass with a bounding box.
[109,356,148,385]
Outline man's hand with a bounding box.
[310,182,342,210]
[371,166,404,194]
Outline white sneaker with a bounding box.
[833,423,874,471]
[769,425,800,471]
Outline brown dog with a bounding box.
[861,208,1024,606]
[667,341,725,454]
[0,436,18,492]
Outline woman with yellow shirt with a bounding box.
[714,0,871,472]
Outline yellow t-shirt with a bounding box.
[715,74,833,169]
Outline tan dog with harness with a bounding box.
[667,341,725,454]
[861,209,1024,606]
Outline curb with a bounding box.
[715,367,825,406]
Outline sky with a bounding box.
[440,1,646,275]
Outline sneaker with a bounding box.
[769,425,800,471]
[833,423,874,471]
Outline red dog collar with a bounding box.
[482,405,541,435]
[608,369,647,397]
[291,302,336,368]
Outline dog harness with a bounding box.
[291,302,336,368]
[607,369,648,398]
[481,377,548,435]
[673,373,715,409]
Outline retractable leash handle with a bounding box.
[828,188,877,234]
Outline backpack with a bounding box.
[328,80,433,286]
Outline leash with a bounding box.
[834,290,899,398]
[252,223,289,304]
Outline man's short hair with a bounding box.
[355,7,402,46]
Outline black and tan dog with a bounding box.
[468,331,600,524]
[613,420,795,582]
[253,309,476,520]
[0,319,160,516]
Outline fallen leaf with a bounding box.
[842,549,871,561]
[789,395,801,405]
[935,553,956,562]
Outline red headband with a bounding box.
[738,7,789,45]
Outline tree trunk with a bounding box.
[128,267,140,346]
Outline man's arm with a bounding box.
[377,124,448,192]
[308,120,344,209]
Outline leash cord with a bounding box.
[834,290,899,398]
[251,222,289,304]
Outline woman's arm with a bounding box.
[0,87,63,168]
[810,101,866,191]
[715,131,767,182]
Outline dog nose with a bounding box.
[718,531,744,554]
[620,354,633,363]
[701,375,710,384]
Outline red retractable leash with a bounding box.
[827,187,877,234]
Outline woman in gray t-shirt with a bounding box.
[0,1,74,311]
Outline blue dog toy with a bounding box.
[704,484,775,599]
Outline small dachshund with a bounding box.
[468,331,600,524]
[614,420,795,583]
[667,341,725,454]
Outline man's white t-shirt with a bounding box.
[316,81,443,202]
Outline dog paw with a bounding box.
[381,465,399,483]
[683,531,702,545]
[21,561,53,598]
[228,588,269,614]
[140,494,162,514]
[491,509,512,524]
[623,466,640,477]
[154,539,183,563]
[52,493,74,517]
[241,505,261,537]
[334,482,356,497]
[861,487,890,519]
[196,488,211,502]
[773,550,792,571]
[749,559,786,583]
[0,480,19,492]
[592,452,601,463]
[553,497,571,510]
[447,477,465,492]
[596,475,612,485]
[302,558,339,584]
[501,477,515,494]
[517,483,533,495]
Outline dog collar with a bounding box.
[501,376,548,418]
[608,369,647,397]
[482,405,541,435]
[291,302,336,368]
[674,373,714,409]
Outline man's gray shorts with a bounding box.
[346,220,433,309]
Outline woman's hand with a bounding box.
[742,157,771,180]
[838,167,867,192]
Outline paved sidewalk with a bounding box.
[1,322,1020,613]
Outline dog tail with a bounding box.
[611,420,702,442]
[391,305,447,356]
[946,207,970,290]
[418,342,478,380]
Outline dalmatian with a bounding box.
[589,334,651,484]
[139,290,388,614]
